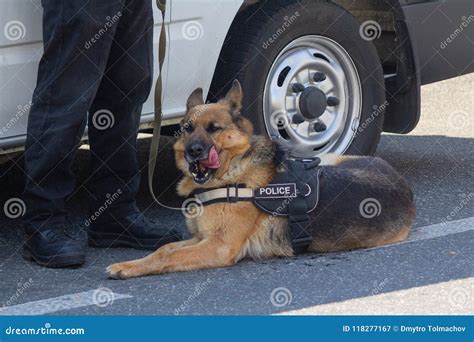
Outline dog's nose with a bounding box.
[186,143,205,159]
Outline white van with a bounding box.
[1,0,472,158]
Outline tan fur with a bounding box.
[319,154,346,166]
[107,81,412,279]
[375,224,411,246]
[307,225,410,253]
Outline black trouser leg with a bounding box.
[87,0,154,220]
[23,1,125,233]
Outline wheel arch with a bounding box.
[209,0,420,134]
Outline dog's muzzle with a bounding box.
[186,145,221,184]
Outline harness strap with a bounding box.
[286,161,313,254]
[148,0,167,204]
[194,185,253,205]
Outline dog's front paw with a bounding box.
[106,262,144,280]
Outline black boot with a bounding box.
[88,212,181,250]
[23,228,86,268]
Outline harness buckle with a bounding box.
[226,184,239,203]
[291,236,314,254]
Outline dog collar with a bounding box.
[192,184,254,205]
[192,183,300,206]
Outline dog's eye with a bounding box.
[183,123,194,133]
[207,122,221,133]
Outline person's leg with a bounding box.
[23,0,123,267]
[86,0,181,250]
[87,0,152,220]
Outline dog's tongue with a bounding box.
[200,146,221,169]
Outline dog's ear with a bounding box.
[222,80,252,134]
[222,79,243,117]
[187,88,204,111]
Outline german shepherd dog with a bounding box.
[107,80,416,279]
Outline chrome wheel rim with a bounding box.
[263,35,362,157]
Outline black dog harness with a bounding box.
[191,159,323,253]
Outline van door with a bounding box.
[0,0,43,149]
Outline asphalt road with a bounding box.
[0,74,472,316]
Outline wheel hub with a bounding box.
[263,35,362,158]
[298,86,327,120]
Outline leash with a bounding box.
[148,0,181,211]
[147,3,314,252]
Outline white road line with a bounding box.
[410,217,474,240]
[0,290,132,316]
[279,278,474,315]
[0,217,472,316]
[377,216,474,248]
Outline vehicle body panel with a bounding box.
[400,0,474,85]
[0,0,242,152]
